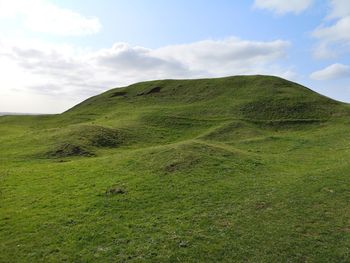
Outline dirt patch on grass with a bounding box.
[47,143,94,158]
[255,201,270,210]
[164,155,200,173]
[138,86,162,96]
[110,91,127,97]
[105,186,127,195]
[147,86,161,94]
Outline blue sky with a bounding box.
[0,0,350,113]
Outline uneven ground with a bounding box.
[0,75,349,262]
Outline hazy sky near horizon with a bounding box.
[0,0,350,113]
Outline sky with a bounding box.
[0,0,350,113]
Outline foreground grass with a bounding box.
[1,76,349,262]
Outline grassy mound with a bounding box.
[45,125,128,158]
[69,125,127,148]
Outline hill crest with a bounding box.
[65,75,348,121]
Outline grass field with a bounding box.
[0,75,349,262]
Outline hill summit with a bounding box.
[68,75,346,121]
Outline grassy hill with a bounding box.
[0,75,349,262]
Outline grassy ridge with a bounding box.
[1,75,350,262]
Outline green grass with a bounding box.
[1,75,349,262]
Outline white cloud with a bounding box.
[327,0,350,19]
[154,38,290,75]
[94,43,192,77]
[254,0,313,15]
[312,0,350,58]
[0,0,101,36]
[310,63,350,80]
[0,37,293,113]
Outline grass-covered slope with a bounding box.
[1,75,350,262]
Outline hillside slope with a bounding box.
[0,75,349,262]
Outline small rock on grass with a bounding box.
[179,241,188,248]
